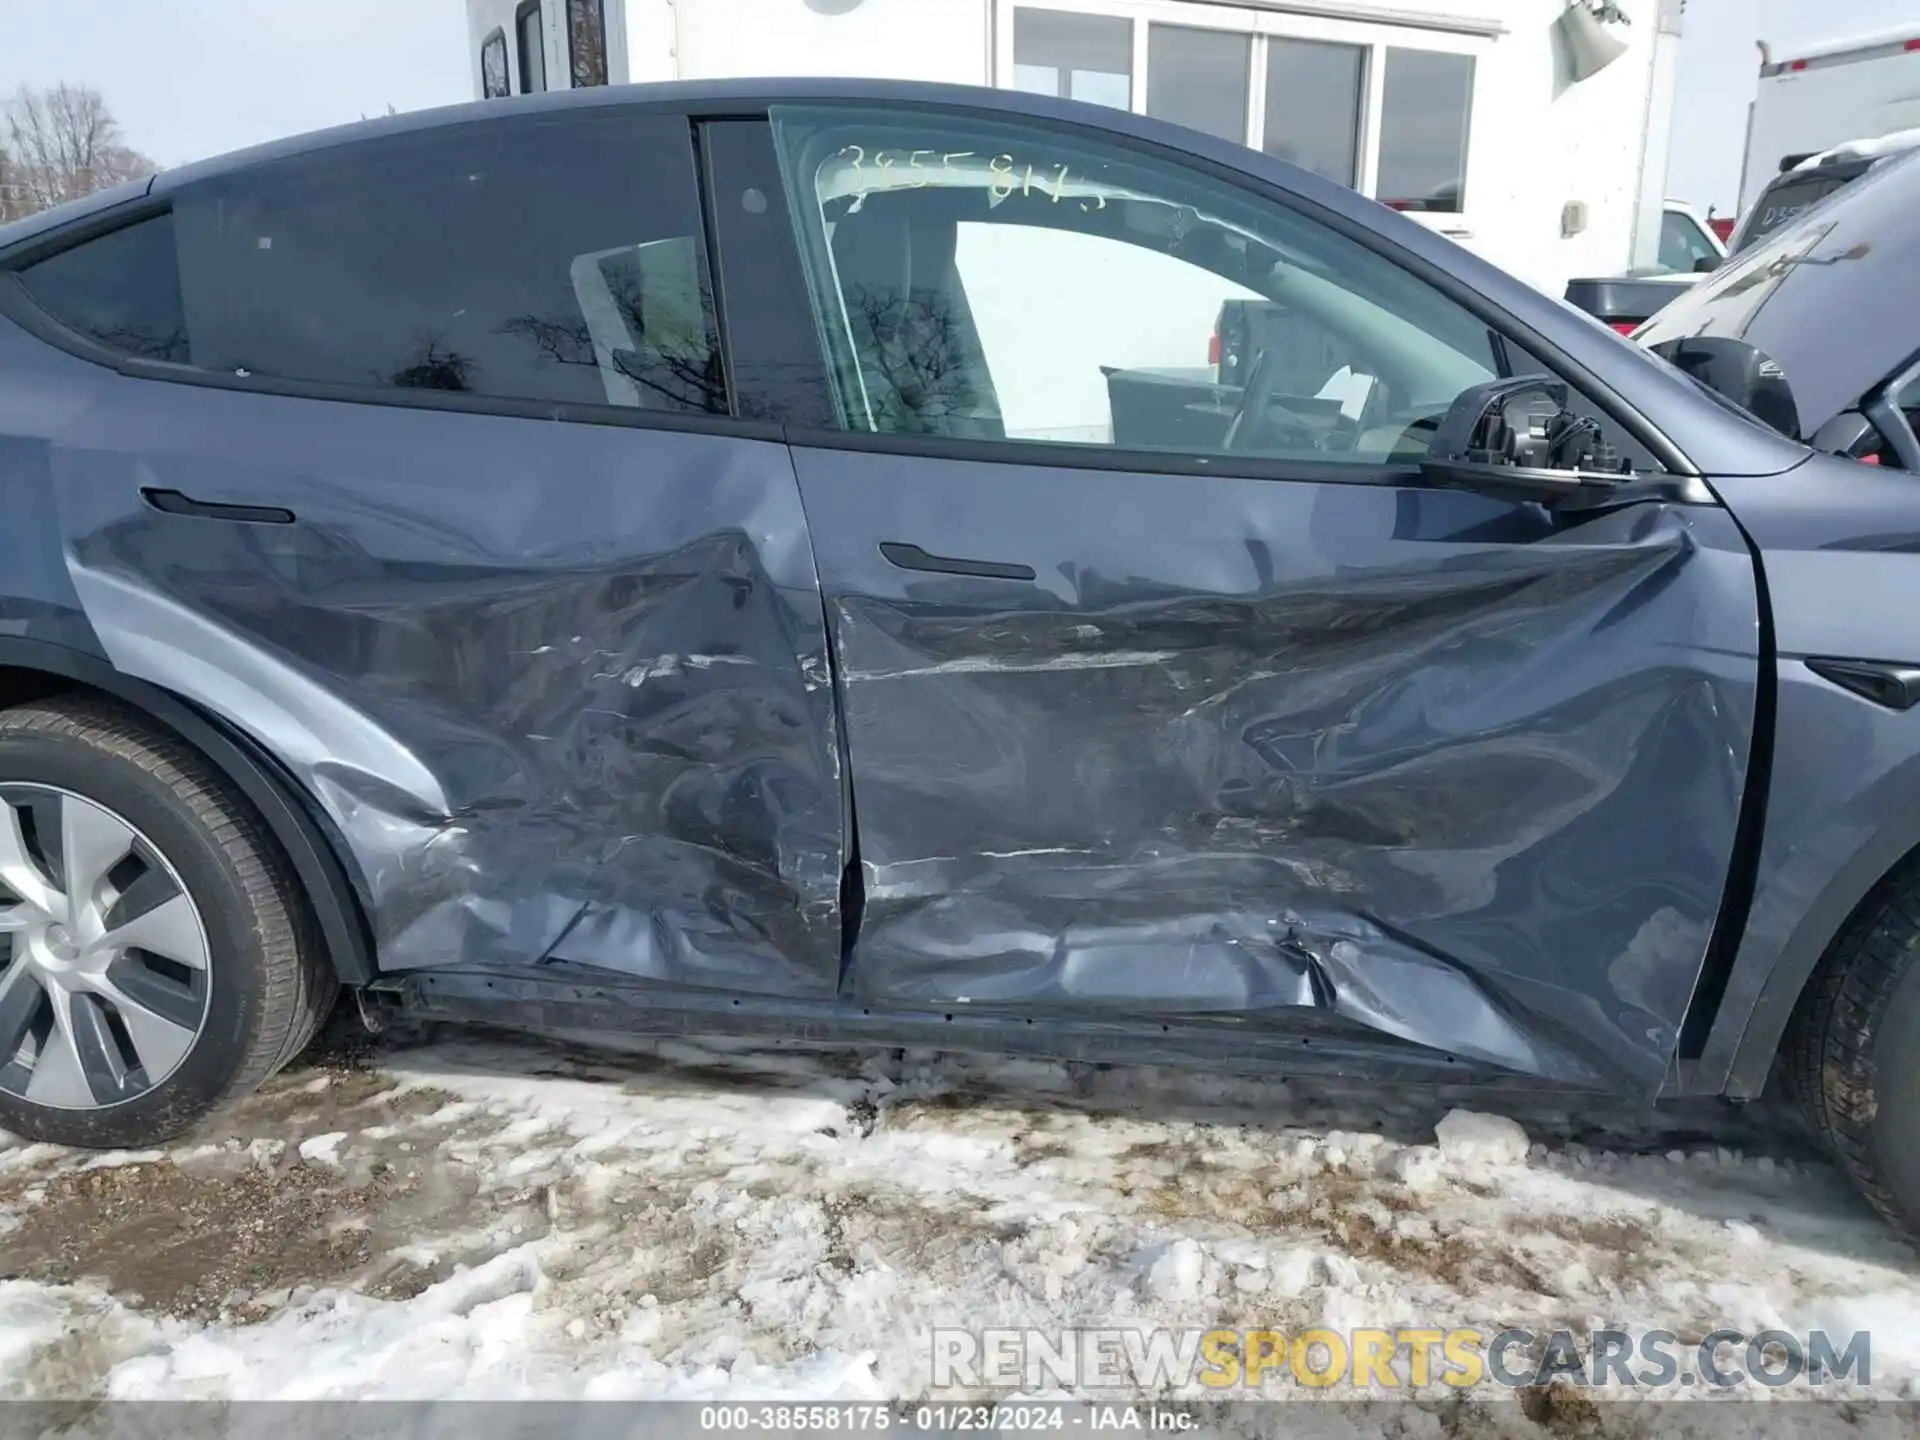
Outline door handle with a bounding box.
[879,541,1034,581]
[141,488,296,524]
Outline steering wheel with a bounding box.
[1223,346,1290,453]
[1225,349,1380,455]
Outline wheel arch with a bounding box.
[0,637,377,987]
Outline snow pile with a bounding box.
[0,1027,1916,1428]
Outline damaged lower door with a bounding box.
[55,386,846,995]
[794,446,1759,1091]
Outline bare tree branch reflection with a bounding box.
[498,253,725,414]
[386,337,477,392]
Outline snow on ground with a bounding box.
[1,1017,1918,1433]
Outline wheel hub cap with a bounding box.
[0,785,212,1110]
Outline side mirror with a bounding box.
[1419,378,1636,507]
[1649,336,1800,439]
[1692,255,1720,274]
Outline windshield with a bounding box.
[1638,145,1920,435]
[1730,171,1854,254]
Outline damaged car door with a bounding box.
[759,102,1762,1091]
[29,107,847,994]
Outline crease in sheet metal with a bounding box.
[56,396,847,997]
[807,474,1756,1092]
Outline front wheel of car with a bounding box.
[1787,857,1920,1237]
[0,695,336,1148]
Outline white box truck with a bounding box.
[1739,25,1920,216]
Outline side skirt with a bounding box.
[398,966,1595,1089]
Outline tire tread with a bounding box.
[1785,854,1920,1235]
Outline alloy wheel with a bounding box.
[0,784,211,1110]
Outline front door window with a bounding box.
[770,104,1504,468]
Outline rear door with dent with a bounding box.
[2,105,847,996]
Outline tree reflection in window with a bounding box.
[387,338,477,392]
[501,239,725,414]
[481,30,511,99]
[567,0,608,87]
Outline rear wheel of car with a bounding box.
[0,695,336,1148]
[1786,857,1920,1236]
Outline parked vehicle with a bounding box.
[1739,24,1920,218]
[1561,271,1703,336]
[1564,130,1920,333]
[4,81,1920,1234]
[1728,128,1920,255]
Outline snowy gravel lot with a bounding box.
[3,1017,1920,1434]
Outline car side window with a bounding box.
[16,215,190,365]
[168,112,725,413]
[769,104,1511,466]
[1657,211,1718,273]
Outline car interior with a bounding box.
[810,161,1499,465]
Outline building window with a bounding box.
[1011,8,1131,109]
[481,29,510,99]
[1145,25,1250,145]
[567,0,609,88]
[1262,38,1364,188]
[998,4,1480,216]
[516,2,546,93]
[1377,49,1475,213]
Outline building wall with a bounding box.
[640,0,1667,293]
[460,0,1673,294]
[666,0,992,86]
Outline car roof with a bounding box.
[1794,126,1920,171]
[0,175,154,253]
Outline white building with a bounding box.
[466,0,1684,295]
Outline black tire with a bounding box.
[0,694,336,1147]
[1785,854,1920,1236]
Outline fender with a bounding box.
[1691,659,1920,1098]
[0,635,377,986]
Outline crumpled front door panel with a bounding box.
[796,446,1759,1092]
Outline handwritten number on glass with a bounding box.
[834,145,1107,210]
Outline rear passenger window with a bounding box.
[171,113,726,414]
[16,215,190,364]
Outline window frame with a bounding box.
[480,28,511,99]
[1656,208,1724,274]
[0,94,1696,481]
[994,0,1489,225]
[0,113,769,444]
[755,98,1695,486]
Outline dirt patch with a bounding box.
[1122,1148,1665,1302]
[0,1071,541,1322]
[1517,1379,1604,1432]
[0,1154,403,1320]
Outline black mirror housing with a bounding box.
[1650,335,1801,440]
[1419,378,1638,508]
